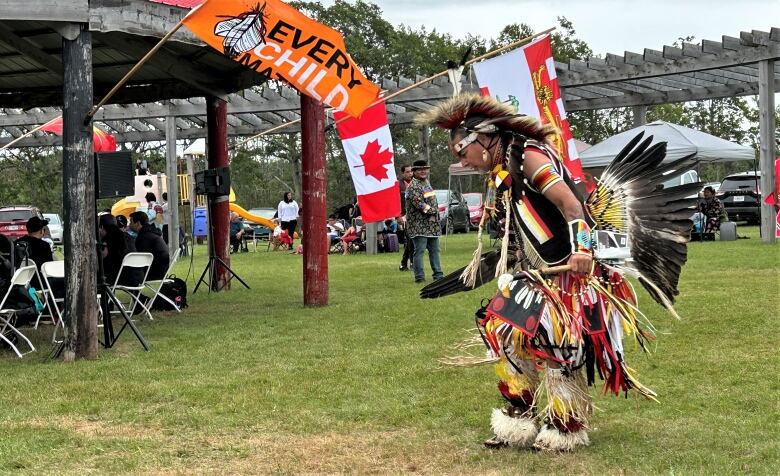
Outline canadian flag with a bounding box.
[334,101,401,223]
[473,35,584,183]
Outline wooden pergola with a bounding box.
[0,0,270,359]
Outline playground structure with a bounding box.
[111,174,276,229]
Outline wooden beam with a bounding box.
[758,59,776,244]
[97,33,231,99]
[0,23,63,75]
[0,0,88,22]
[564,79,780,111]
[558,42,780,88]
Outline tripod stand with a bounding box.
[194,197,249,293]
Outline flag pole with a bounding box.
[85,15,189,121]
[0,116,60,151]
[234,26,556,148]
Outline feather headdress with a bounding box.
[415,93,556,141]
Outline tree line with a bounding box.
[1,1,776,217]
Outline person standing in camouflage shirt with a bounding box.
[405,160,443,283]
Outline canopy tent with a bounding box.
[183,138,206,156]
[579,121,756,168]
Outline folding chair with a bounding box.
[111,252,154,320]
[40,261,65,343]
[0,265,37,357]
[144,249,181,313]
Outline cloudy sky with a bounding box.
[320,0,777,56]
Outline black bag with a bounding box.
[151,275,188,311]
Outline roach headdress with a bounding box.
[415,93,557,141]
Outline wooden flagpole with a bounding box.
[234,26,556,148]
[0,117,59,151]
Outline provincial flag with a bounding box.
[473,35,584,182]
[334,101,401,223]
[182,0,380,118]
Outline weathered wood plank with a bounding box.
[61,23,97,361]
[0,1,88,22]
[757,59,776,244]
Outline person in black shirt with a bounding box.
[129,211,169,281]
[15,216,55,291]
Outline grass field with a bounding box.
[1,227,778,474]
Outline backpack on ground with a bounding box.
[152,275,188,311]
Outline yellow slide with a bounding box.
[229,202,275,229]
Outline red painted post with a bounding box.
[206,96,230,290]
[300,96,328,306]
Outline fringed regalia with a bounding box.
[417,94,698,451]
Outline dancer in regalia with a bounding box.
[417,94,698,451]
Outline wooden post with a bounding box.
[365,222,377,254]
[419,125,430,161]
[165,115,180,256]
[206,96,230,290]
[632,105,647,127]
[758,59,776,244]
[186,153,196,248]
[300,95,328,306]
[61,23,97,361]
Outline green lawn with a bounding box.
[1,228,778,474]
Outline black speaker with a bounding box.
[95,151,134,199]
[194,167,231,196]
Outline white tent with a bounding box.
[183,138,206,156]
[579,121,755,168]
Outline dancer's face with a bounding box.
[449,132,494,172]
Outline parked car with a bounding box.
[661,169,700,189]
[717,171,761,224]
[463,192,484,229]
[434,190,470,234]
[0,205,46,240]
[43,213,63,244]
[245,207,277,235]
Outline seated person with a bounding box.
[383,218,398,234]
[129,211,170,281]
[115,215,137,252]
[271,218,292,250]
[15,216,56,292]
[100,219,129,285]
[340,225,362,255]
[698,186,724,233]
[229,212,246,253]
[326,215,344,244]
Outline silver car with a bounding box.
[43,213,63,244]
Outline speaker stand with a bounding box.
[193,197,249,294]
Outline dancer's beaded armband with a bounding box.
[530,163,562,193]
[568,219,593,255]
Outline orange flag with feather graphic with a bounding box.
[183,0,380,118]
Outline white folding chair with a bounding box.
[40,261,65,343]
[0,265,38,357]
[144,248,181,313]
[111,252,153,320]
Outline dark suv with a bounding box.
[0,206,46,240]
[717,172,761,224]
[434,189,470,233]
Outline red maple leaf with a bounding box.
[357,139,394,181]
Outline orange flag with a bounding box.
[183,0,380,118]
